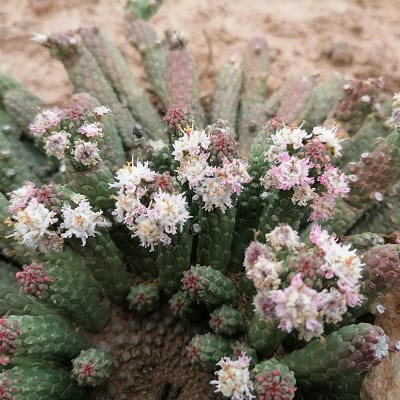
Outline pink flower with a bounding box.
[77,122,104,138]
[16,263,55,298]
[269,274,324,340]
[318,165,349,196]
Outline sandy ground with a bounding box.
[1,0,400,106]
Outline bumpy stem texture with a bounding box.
[0,362,84,400]
[79,27,164,140]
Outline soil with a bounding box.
[1,0,400,106]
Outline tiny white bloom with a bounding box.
[94,106,111,117]
[44,130,70,159]
[210,352,255,400]
[73,140,101,166]
[60,199,110,245]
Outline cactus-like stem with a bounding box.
[276,75,317,124]
[157,224,193,297]
[361,244,400,299]
[2,88,42,136]
[347,127,400,205]
[110,226,159,277]
[165,30,206,127]
[124,17,169,107]
[253,358,297,400]
[211,59,243,136]
[299,73,345,131]
[64,158,115,212]
[209,305,245,336]
[182,265,237,308]
[67,232,130,305]
[245,314,286,357]
[0,72,42,115]
[230,123,274,270]
[281,323,390,384]
[0,315,89,365]
[196,207,236,273]
[1,110,55,180]
[79,27,164,140]
[338,114,389,169]
[71,348,114,387]
[0,262,62,321]
[38,32,139,150]
[298,376,365,400]
[16,262,109,332]
[0,362,85,400]
[348,180,400,235]
[127,282,159,315]
[238,37,270,154]
[340,232,385,253]
[327,77,383,136]
[258,190,307,235]
[169,290,205,320]
[0,127,38,192]
[186,333,232,372]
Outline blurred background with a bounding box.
[0,0,399,105]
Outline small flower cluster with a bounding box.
[0,317,20,367]
[8,182,110,253]
[244,224,363,341]
[110,161,191,250]
[29,105,111,166]
[387,92,400,129]
[210,352,255,400]
[71,348,114,387]
[16,263,55,298]
[260,124,349,221]
[335,77,384,123]
[172,123,251,212]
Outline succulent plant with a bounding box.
[1,7,400,400]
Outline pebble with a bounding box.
[130,335,141,346]
[120,351,131,363]
[144,320,155,332]
[118,372,127,381]
[96,340,110,352]
[114,334,126,346]
[111,321,124,334]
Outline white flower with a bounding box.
[172,129,211,161]
[312,125,344,157]
[271,126,311,151]
[176,154,216,188]
[194,178,233,212]
[77,122,104,138]
[110,161,156,194]
[11,198,59,252]
[133,214,165,250]
[44,130,71,159]
[217,157,251,194]
[265,224,303,251]
[246,256,282,291]
[131,191,191,251]
[8,182,38,213]
[210,352,255,400]
[94,106,111,117]
[72,140,101,166]
[372,333,389,360]
[60,199,110,245]
[152,191,191,234]
[291,185,316,206]
[29,108,63,136]
[392,92,400,109]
